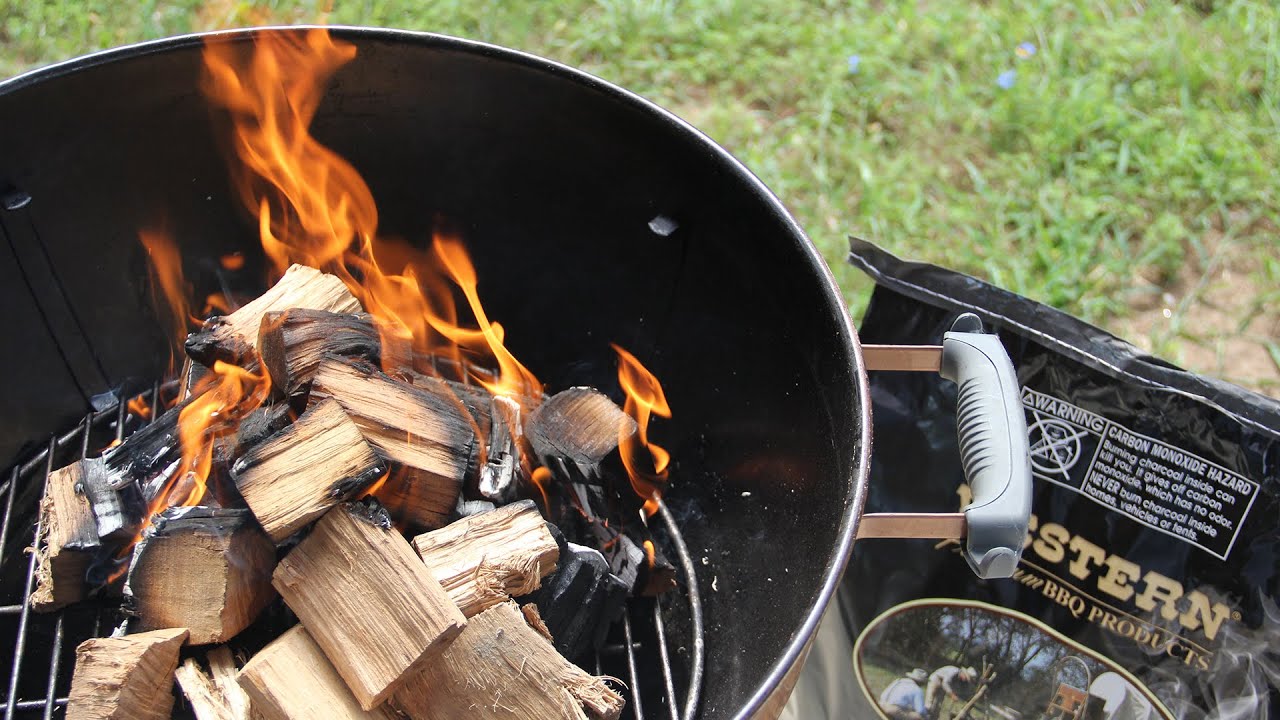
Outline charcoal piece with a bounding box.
[525,542,628,662]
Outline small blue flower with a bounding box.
[1016,41,1037,59]
[997,69,1017,89]
[847,54,861,74]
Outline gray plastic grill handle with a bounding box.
[940,314,1032,579]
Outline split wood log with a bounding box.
[391,601,623,720]
[232,398,385,542]
[311,359,475,529]
[526,387,636,485]
[128,508,276,645]
[48,456,143,544]
[272,502,466,710]
[103,400,186,505]
[237,626,397,720]
[185,264,361,366]
[174,646,254,720]
[411,500,559,616]
[30,461,100,611]
[231,403,293,459]
[257,309,381,396]
[478,395,524,504]
[66,627,188,720]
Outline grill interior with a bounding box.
[0,385,704,719]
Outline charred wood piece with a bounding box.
[258,309,381,396]
[126,507,276,645]
[310,358,475,530]
[185,264,360,366]
[527,542,629,663]
[271,501,466,710]
[238,625,397,720]
[526,387,636,486]
[66,627,189,720]
[479,395,524,504]
[412,500,559,617]
[232,398,385,543]
[391,601,623,720]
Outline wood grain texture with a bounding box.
[391,601,623,720]
[66,627,188,720]
[30,461,99,612]
[412,500,559,616]
[272,503,467,710]
[174,646,254,720]
[130,510,277,645]
[237,626,397,720]
[526,387,636,467]
[311,359,474,529]
[233,398,385,542]
[257,309,380,394]
[185,264,360,365]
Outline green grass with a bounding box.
[3,0,1277,394]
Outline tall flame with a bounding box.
[612,344,672,516]
[139,229,192,373]
[201,29,538,399]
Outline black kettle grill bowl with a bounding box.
[0,27,869,719]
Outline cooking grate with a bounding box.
[1,386,704,719]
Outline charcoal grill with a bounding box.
[0,26,1031,720]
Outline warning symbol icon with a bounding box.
[1028,417,1089,483]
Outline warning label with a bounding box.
[1022,387,1260,560]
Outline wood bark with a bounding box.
[272,502,466,710]
[237,625,397,720]
[257,309,380,396]
[185,264,361,365]
[412,500,559,616]
[391,601,623,720]
[128,508,277,645]
[173,646,254,720]
[232,398,385,542]
[30,461,100,611]
[66,627,188,720]
[310,359,475,529]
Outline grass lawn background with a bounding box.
[2,0,1276,395]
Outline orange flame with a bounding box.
[126,394,153,421]
[612,344,672,516]
[201,29,539,399]
[530,466,552,513]
[140,230,192,372]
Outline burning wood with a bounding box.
[478,394,525,503]
[526,386,637,486]
[271,501,466,710]
[311,358,475,529]
[232,398,386,542]
[66,627,188,720]
[173,646,254,720]
[31,461,100,611]
[185,264,361,365]
[238,626,398,720]
[257,308,381,396]
[127,508,276,645]
[391,600,624,720]
[411,500,559,616]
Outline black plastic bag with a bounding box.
[785,239,1279,720]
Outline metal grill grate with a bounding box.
[1,387,704,719]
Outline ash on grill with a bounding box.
[24,264,685,720]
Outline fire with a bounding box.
[139,229,192,372]
[612,344,672,516]
[201,29,539,399]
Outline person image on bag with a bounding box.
[878,668,930,720]
[924,665,976,718]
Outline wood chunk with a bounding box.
[311,359,475,529]
[66,627,188,720]
[103,400,186,499]
[128,508,276,645]
[526,387,636,485]
[52,455,144,543]
[272,502,467,710]
[411,500,559,616]
[232,399,385,543]
[174,646,253,720]
[31,462,100,612]
[231,403,293,459]
[391,601,623,720]
[479,395,523,504]
[185,264,361,365]
[258,309,381,395]
[238,626,397,720]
